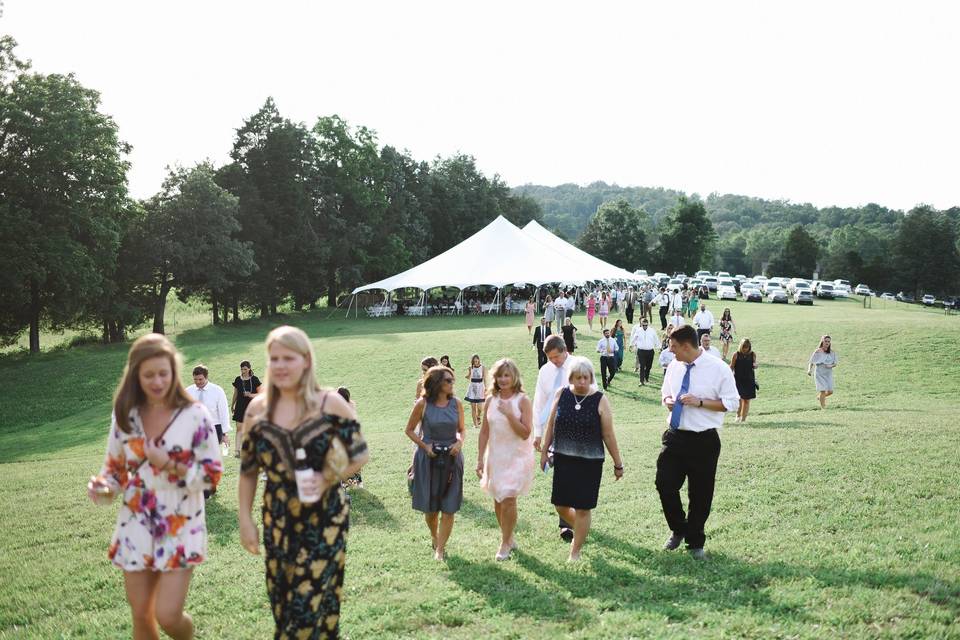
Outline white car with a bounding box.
[717,282,737,300]
[922,294,936,306]
[854,284,872,296]
[767,286,788,303]
[695,270,712,278]
[703,276,719,291]
[716,271,731,279]
[666,278,684,292]
[880,292,895,301]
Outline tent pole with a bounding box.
[345,294,356,319]
[456,289,463,315]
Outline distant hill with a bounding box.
[512,182,906,240]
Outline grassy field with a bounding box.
[1,297,958,639]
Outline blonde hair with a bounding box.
[113,334,194,434]
[487,358,523,396]
[567,356,595,383]
[262,325,326,423]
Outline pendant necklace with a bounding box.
[573,391,587,410]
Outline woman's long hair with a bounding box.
[262,325,326,423]
[487,358,523,396]
[819,335,832,353]
[113,334,194,433]
[722,308,732,321]
[422,366,454,403]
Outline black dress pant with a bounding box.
[655,428,721,549]
[625,304,634,324]
[637,349,654,382]
[659,306,668,330]
[600,355,617,388]
[537,347,547,369]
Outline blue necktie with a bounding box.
[669,363,695,430]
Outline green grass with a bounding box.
[1,298,959,639]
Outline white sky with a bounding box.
[3,1,958,211]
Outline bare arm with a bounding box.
[451,398,466,456]
[238,394,266,554]
[538,389,562,470]
[498,394,532,440]
[476,397,492,477]
[323,393,368,480]
[404,399,433,456]
[231,387,239,413]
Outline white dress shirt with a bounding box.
[564,295,575,311]
[532,355,597,437]
[185,382,231,431]
[694,309,715,330]
[700,345,722,359]
[596,337,619,356]
[657,292,670,307]
[630,325,659,350]
[659,349,676,368]
[671,292,684,312]
[660,353,739,431]
[670,314,685,328]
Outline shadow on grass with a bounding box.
[206,495,239,546]
[348,488,400,529]
[456,496,500,529]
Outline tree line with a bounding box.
[519,183,960,296]
[0,37,543,353]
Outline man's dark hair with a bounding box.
[192,364,209,378]
[543,335,566,353]
[670,325,698,349]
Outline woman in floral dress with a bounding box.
[87,333,223,639]
[239,326,368,640]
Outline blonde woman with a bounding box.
[807,335,838,408]
[476,359,534,561]
[238,326,369,638]
[87,333,222,639]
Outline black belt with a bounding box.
[471,378,482,383]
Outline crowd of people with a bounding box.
[84,286,839,638]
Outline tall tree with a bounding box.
[138,164,254,334]
[654,197,717,275]
[577,198,650,271]
[894,206,960,298]
[0,68,130,352]
[768,224,820,277]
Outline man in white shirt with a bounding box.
[533,335,594,542]
[554,293,567,321]
[658,325,739,559]
[656,288,671,330]
[629,317,660,385]
[693,303,715,344]
[563,291,576,319]
[670,290,684,315]
[596,328,619,389]
[186,365,232,498]
[699,333,722,359]
[670,309,685,329]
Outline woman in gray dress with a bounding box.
[807,335,838,409]
[405,365,466,561]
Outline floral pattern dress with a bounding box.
[99,403,223,571]
[241,411,367,640]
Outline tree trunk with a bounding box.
[327,271,337,308]
[153,280,172,334]
[221,299,229,324]
[102,320,111,344]
[270,303,278,315]
[232,294,240,323]
[29,278,41,353]
[212,295,220,325]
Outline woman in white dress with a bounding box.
[464,354,487,427]
[807,335,838,409]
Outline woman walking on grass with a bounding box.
[807,335,838,409]
[718,309,736,360]
[598,291,610,330]
[476,359,534,561]
[406,365,466,561]
[539,357,624,562]
[415,356,439,401]
[87,333,223,640]
[231,360,262,457]
[525,297,536,334]
[612,319,625,372]
[238,326,368,639]
[730,338,758,422]
[464,354,487,428]
[586,292,596,331]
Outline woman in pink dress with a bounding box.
[476,358,534,561]
[524,297,535,334]
[586,293,596,331]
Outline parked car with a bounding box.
[816,283,835,299]
[922,294,936,306]
[832,283,849,298]
[895,291,915,303]
[634,269,648,277]
[854,284,873,296]
[787,278,811,294]
[695,270,712,278]
[767,286,788,304]
[942,296,957,309]
[742,284,763,302]
[833,279,852,293]
[717,281,737,301]
[793,290,814,305]
[667,278,684,292]
[880,292,896,301]
[716,271,731,279]
[703,276,719,291]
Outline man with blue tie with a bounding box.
[658,325,739,559]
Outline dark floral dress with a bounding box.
[241,410,367,640]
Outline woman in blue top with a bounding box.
[539,357,624,561]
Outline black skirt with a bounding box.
[551,453,603,510]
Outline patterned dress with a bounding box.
[99,404,223,572]
[465,366,485,404]
[719,319,733,344]
[241,409,368,640]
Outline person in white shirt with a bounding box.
[657,325,739,559]
[629,317,660,385]
[658,345,676,371]
[554,293,568,323]
[699,333,722,359]
[656,288,670,330]
[533,335,596,543]
[186,364,232,498]
[563,291,576,319]
[693,303,715,344]
[670,309,685,329]
[596,329,619,389]
[670,290,684,314]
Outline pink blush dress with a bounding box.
[586,297,596,323]
[480,394,535,502]
[525,302,535,328]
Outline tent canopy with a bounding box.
[352,215,639,294]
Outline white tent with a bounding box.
[351,215,641,298]
[521,220,640,283]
